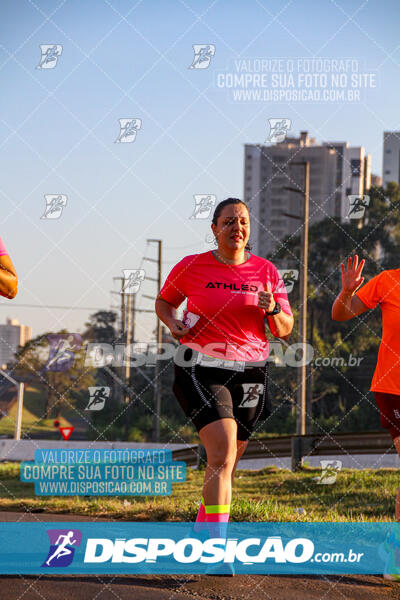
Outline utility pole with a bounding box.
[0,368,25,440]
[112,276,136,435]
[283,160,310,436]
[144,239,162,443]
[123,289,135,438]
[120,284,125,339]
[111,273,156,439]
[124,290,134,405]
[113,276,129,409]
[299,161,310,435]
[306,301,314,433]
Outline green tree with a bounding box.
[266,183,400,433]
[81,310,123,440]
[13,331,95,421]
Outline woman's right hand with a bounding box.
[340,255,365,296]
[168,319,191,340]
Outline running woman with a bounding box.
[155,198,293,541]
[0,236,17,299]
[332,255,400,579]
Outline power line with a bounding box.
[0,303,115,311]
[0,302,153,313]
[164,242,206,250]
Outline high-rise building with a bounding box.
[382,131,400,186]
[244,131,371,257]
[0,318,31,368]
[371,173,383,187]
[322,141,371,223]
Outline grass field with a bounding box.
[0,385,76,438]
[0,462,398,522]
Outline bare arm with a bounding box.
[258,282,294,338]
[332,255,369,321]
[265,311,294,338]
[155,295,190,340]
[0,255,17,299]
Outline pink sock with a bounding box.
[196,497,206,521]
[193,497,206,532]
[204,502,230,538]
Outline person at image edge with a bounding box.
[0,236,17,299]
[332,255,400,581]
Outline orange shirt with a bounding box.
[356,269,400,394]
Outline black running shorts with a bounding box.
[374,391,400,441]
[172,345,270,441]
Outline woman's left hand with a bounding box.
[257,282,275,313]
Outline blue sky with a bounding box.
[0,0,399,338]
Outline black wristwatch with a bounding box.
[265,301,281,316]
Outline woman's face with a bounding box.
[211,203,250,253]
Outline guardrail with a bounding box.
[0,432,394,469]
[171,431,395,470]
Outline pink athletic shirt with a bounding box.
[0,237,8,257]
[159,250,293,362]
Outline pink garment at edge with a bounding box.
[159,250,292,362]
[195,499,206,522]
[0,237,8,256]
[193,497,230,542]
[194,498,230,523]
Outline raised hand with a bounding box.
[340,255,365,295]
[258,281,276,312]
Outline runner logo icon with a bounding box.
[188,45,216,69]
[85,386,111,411]
[189,194,216,219]
[265,118,291,143]
[41,194,67,219]
[42,529,82,567]
[347,195,370,219]
[238,383,264,408]
[42,334,82,373]
[115,118,142,143]
[36,45,63,69]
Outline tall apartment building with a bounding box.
[371,173,382,187]
[0,318,31,368]
[382,131,400,186]
[244,131,371,257]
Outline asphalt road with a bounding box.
[1,512,399,600]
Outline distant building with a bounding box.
[371,173,383,187]
[382,131,400,186]
[0,318,31,368]
[244,131,371,257]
